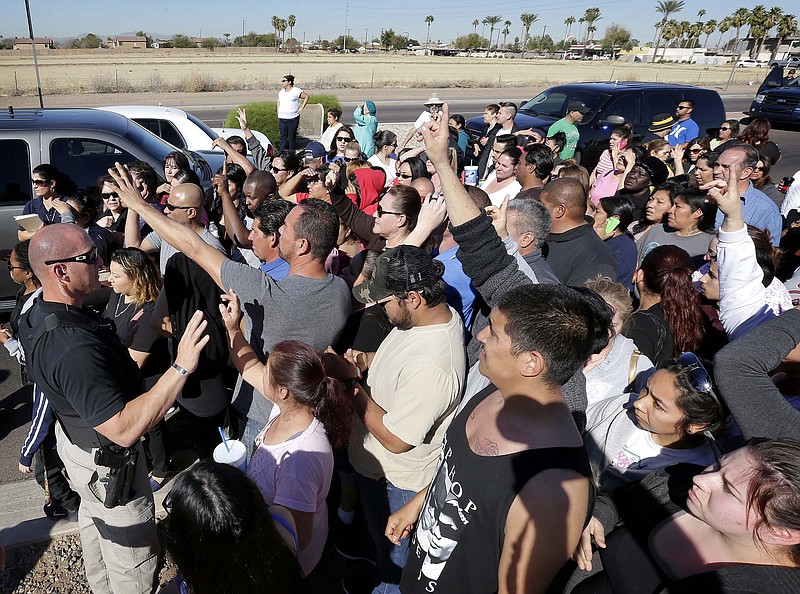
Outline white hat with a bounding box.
[424,93,444,106]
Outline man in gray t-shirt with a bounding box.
[116,179,351,452]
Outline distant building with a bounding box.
[13,37,55,51]
[112,36,147,49]
[152,39,170,49]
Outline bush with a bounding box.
[224,94,341,147]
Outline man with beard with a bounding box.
[343,245,466,594]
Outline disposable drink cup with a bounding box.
[213,439,247,472]
[464,166,479,186]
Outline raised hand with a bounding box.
[485,194,510,240]
[173,310,210,374]
[218,288,243,334]
[419,102,451,167]
[236,108,249,131]
[107,162,148,212]
[700,160,742,223]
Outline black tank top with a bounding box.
[401,384,592,594]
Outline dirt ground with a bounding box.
[0,50,767,97]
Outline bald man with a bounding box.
[19,224,208,594]
[411,177,435,199]
[124,182,224,274]
[539,178,617,286]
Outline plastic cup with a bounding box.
[213,439,247,472]
[464,165,479,186]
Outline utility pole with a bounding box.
[24,0,44,108]
[242,19,245,37]
[364,28,368,49]
[343,2,348,52]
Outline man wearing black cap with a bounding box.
[343,245,466,594]
[547,100,588,161]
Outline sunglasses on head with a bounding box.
[44,246,98,266]
[675,352,716,395]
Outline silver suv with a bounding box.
[0,107,215,310]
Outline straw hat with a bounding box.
[424,93,444,106]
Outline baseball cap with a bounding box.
[353,246,445,304]
[567,101,590,114]
[304,141,326,160]
[648,113,675,132]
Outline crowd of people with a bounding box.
[4,80,800,594]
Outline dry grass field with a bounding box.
[0,49,766,97]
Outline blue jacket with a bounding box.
[353,107,378,157]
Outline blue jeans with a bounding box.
[355,473,415,594]
[279,116,300,151]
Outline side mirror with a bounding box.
[765,81,781,88]
[600,115,626,127]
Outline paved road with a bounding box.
[0,92,798,488]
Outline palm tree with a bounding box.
[717,17,732,50]
[661,19,680,57]
[702,19,717,48]
[772,14,798,61]
[271,15,279,50]
[472,19,480,34]
[578,17,586,42]
[425,15,434,49]
[485,15,502,49]
[277,18,287,48]
[520,13,538,51]
[653,0,685,63]
[481,18,488,45]
[288,15,296,42]
[727,7,750,59]
[689,21,703,48]
[223,33,230,46]
[678,20,690,47]
[581,7,601,57]
[747,5,770,58]
[697,9,706,22]
[564,16,576,41]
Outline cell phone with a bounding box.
[618,139,628,150]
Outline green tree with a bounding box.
[581,8,602,57]
[772,13,798,61]
[73,33,102,49]
[728,8,750,59]
[171,34,195,48]
[702,20,717,47]
[277,18,287,47]
[653,1,685,62]
[234,31,275,47]
[717,17,731,49]
[485,15,502,49]
[454,33,485,50]
[271,15,279,50]
[425,15,434,48]
[201,37,222,50]
[602,23,632,51]
[520,13,538,52]
[332,34,359,50]
[135,30,153,48]
[472,19,480,34]
[502,20,512,48]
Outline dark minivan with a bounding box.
[466,82,726,172]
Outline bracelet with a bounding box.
[172,363,189,376]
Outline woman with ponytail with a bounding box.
[219,288,353,576]
[624,245,705,365]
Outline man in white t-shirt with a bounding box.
[277,74,309,152]
[399,93,445,151]
[342,245,465,593]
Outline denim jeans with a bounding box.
[355,472,415,594]
[279,116,300,151]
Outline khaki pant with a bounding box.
[56,424,159,594]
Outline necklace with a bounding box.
[114,295,134,319]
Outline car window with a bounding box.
[603,94,641,125]
[50,138,136,192]
[133,118,186,149]
[644,93,678,123]
[0,139,32,203]
[521,90,608,118]
[187,113,219,141]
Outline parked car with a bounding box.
[465,82,726,172]
[750,65,800,126]
[737,59,766,68]
[0,107,215,309]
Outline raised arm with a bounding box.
[212,137,256,175]
[328,168,385,251]
[214,174,251,248]
[109,163,227,289]
[714,308,800,441]
[219,289,266,390]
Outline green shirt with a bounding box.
[548,117,580,160]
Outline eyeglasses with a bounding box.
[101,192,119,199]
[397,172,413,179]
[753,166,764,171]
[270,165,288,173]
[719,127,731,131]
[165,202,193,211]
[689,148,704,154]
[336,136,351,142]
[7,261,26,271]
[377,205,403,217]
[675,352,716,396]
[31,179,48,187]
[44,246,98,266]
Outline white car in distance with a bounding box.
[97,105,272,156]
[737,59,767,68]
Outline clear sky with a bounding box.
[2,0,790,47]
